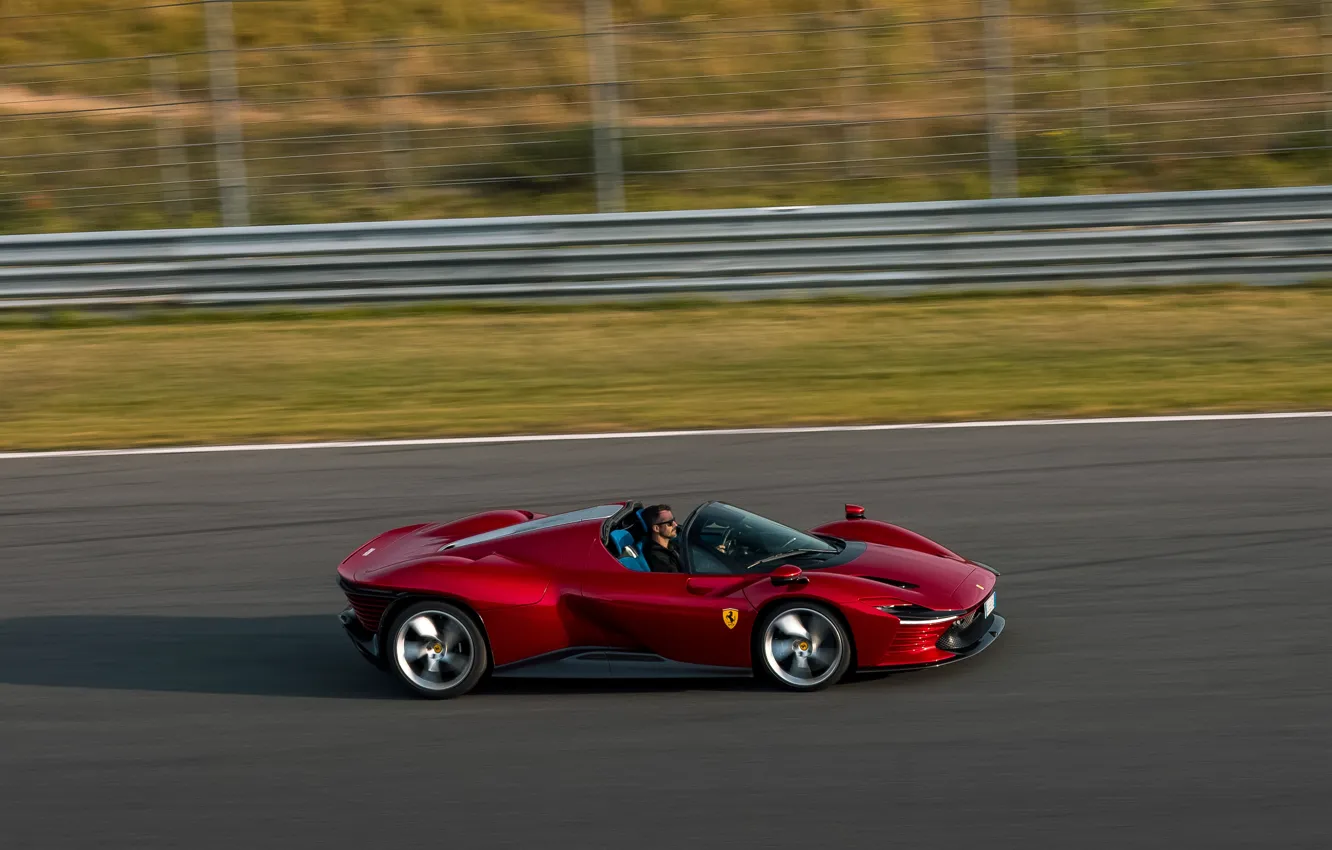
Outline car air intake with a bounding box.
[860,576,919,590]
[339,579,401,633]
[936,608,995,652]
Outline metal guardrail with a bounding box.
[1,186,1330,309]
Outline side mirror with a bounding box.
[770,564,808,586]
[845,503,865,520]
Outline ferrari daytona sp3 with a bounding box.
[337,500,1004,698]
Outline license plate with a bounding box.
[983,593,995,617]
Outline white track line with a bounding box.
[2,411,1329,461]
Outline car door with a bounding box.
[578,566,756,671]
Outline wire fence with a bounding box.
[1,0,1329,233]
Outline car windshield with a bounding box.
[684,502,840,575]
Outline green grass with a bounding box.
[2,287,1329,451]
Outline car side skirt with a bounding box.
[492,647,753,680]
[858,613,1006,673]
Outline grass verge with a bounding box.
[2,288,1330,451]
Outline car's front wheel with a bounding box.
[755,601,851,691]
[387,601,489,699]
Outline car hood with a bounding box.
[824,542,994,610]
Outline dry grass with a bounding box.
[2,288,1330,450]
[3,1,1329,233]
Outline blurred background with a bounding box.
[3,0,1330,234]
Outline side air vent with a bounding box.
[338,578,403,633]
[861,576,919,590]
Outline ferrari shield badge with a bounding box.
[722,608,739,629]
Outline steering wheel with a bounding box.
[715,526,738,556]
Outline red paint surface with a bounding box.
[812,518,965,561]
[337,501,999,671]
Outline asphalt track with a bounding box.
[1,418,1328,848]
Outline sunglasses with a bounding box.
[655,518,679,527]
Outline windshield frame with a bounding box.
[679,501,844,576]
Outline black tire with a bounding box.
[386,601,489,700]
[753,600,852,692]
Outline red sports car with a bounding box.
[337,500,1003,699]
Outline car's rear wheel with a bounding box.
[387,601,488,699]
[755,602,851,691]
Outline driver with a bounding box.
[641,504,685,573]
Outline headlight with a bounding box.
[876,603,965,625]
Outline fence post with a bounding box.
[1076,0,1109,140]
[983,0,1017,198]
[838,3,872,179]
[1324,0,1331,140]
[204,0,249,226]
[378,39,413,192]
[151,56,191,219]
[585,0,626,213]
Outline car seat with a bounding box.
[634,508,653,540]
[609,528,650,572]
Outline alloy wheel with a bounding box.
[761,606,845,688]
[393,609,475,692]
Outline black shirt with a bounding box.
[643,539,684,573]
